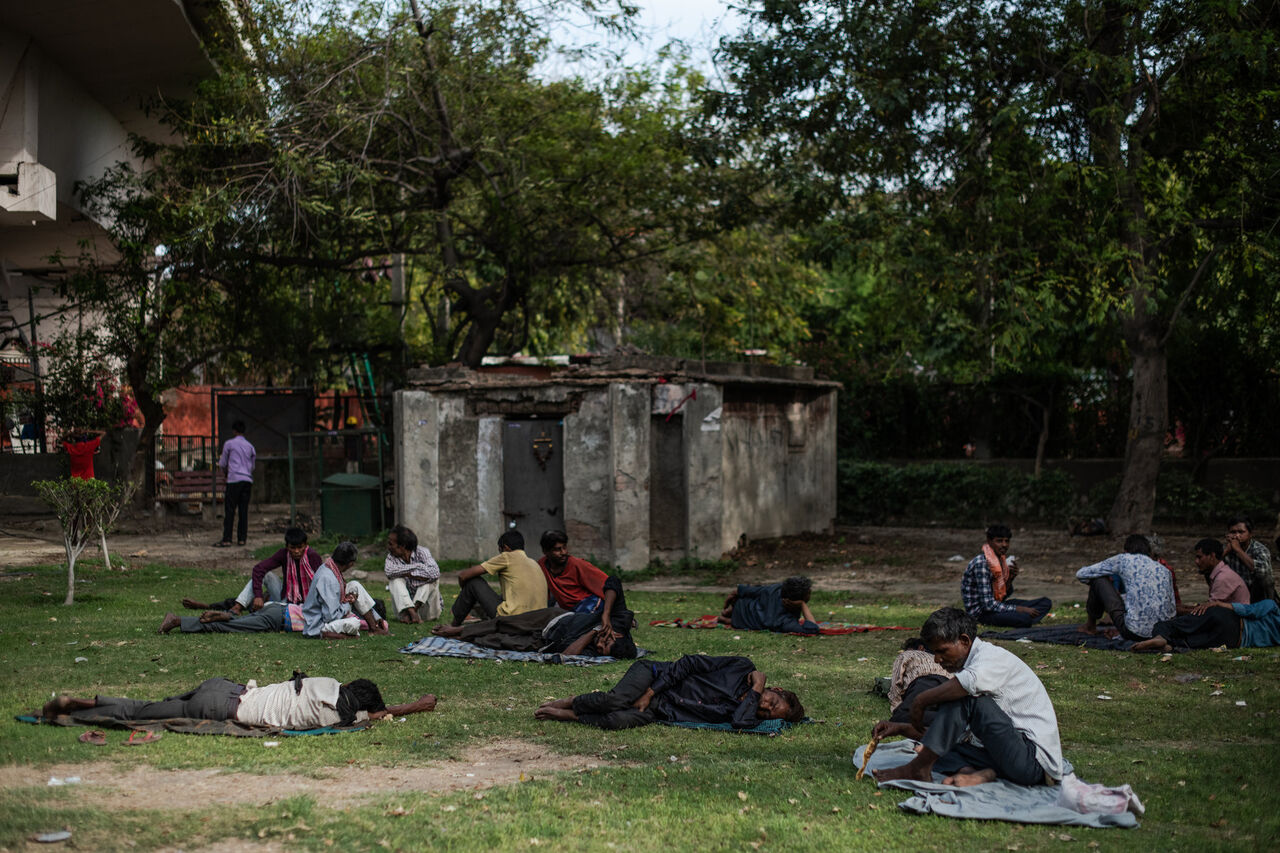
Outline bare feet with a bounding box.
[158,612,182,634]
[1079,619,1098,635]
[872,746,939,783]
[432,625,463,638]
[533,705,577,721]
[1132,636,1172,652]
[538,697,573,711]
[181,597,208,610]
[368,619,391,635]
[199,610,234,623]
[943,767,998,787]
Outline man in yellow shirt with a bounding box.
[449,530,548,626]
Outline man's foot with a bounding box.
[199,610,234,623]
[871,749,938,784]
[212,541,233,548]
[1132,635,1172,652]
[1079,619,1098,635]
[237,541,246,546]
[181,597,209,610]
[537,697,573,711]
[432,625,463,637]
[943,767,998,787]
[399,608,422,624]
[368,619,391,636]
[533,705,577,722]
[158,612,182,634]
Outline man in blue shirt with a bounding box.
[1075,534,1176,641]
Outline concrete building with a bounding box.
[395,354,839,570]
[1,0,220,355]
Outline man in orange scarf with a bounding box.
[960,525,1052,627]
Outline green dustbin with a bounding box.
[320,472,382,538]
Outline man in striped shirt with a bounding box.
[385,525,442,624]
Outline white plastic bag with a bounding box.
[1055,772,1145,816]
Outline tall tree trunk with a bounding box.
[1108,342,1166,534]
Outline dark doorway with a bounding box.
[649,414,687,553]
[502,417,565,550]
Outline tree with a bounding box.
[31,478,118,605]
[713,0,1280,530]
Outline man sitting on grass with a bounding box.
[1132,599,1280,652]
[717,575,820,634]
[432,605,638,658]
[870,607,1065,787]
[180,526,321,615]
[450,530,547,626]
[1180,538,1250,613]
[384,524,442,624]
[160,541,388,638]
[535,654,803,731]
[1075,534,1176,641]
[43,674,435,729]
[961,525,1052,628]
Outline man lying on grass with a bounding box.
[43,675,435,729]
[432,605,638,658]
[870,607,1065,787]
[159,541,389,638]
[1132,598,1280,652]
[535,654,803,730]
[180,526,321,615]
[717,575,820,634]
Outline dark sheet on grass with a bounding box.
[658,717,812,736]
[980,622,1186,652]
[17,713,373,737]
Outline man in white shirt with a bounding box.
[43,675,436,730]
[871,607,1064,787]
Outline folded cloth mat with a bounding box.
[649,614,911,635]
[852,740,1142,828]
[980,623,1185,652]
[399,634,646,666]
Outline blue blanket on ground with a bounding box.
[657,717,809,736]
[399,635,646,666]
[853,741,1140,828]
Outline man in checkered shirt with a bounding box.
[961,524,1052,627]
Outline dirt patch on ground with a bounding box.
[631,524,1220,606]
[4,739,606,811]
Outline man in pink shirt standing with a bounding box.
[214,420,256,548]
[1180,538,1250,614]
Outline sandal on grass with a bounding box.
[125,731,161,746]
[78,730,106,746]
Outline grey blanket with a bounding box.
[853,741,1140,828]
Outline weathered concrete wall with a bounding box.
[609,382,650,570]
[682,383,725,560]
[395,390,440,554]
[720,388,838,551]
[437,395,479,560]
[563,388,612,562]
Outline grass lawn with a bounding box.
[1,560,1276,851]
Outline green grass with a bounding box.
[2,560,1277,851]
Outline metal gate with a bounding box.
[501,417,564,549]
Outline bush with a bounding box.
[837,461,1074,526]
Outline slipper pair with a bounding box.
[77,730,161,746]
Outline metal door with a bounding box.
[501,417,564,550]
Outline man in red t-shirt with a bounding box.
[538,530,628,648]
[62,431,104,480]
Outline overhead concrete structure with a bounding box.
[0,0,221,343]
[395,354,839,570]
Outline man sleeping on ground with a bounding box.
[717,576,820,634]
[870,607,1065,788]
[534,654,803,730]
[432,605,638,658]
[43,675,435,729]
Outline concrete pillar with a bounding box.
[683,383,724,559]
[609,382,650,570]
[394,390,439,552]
[563,388,612,562]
